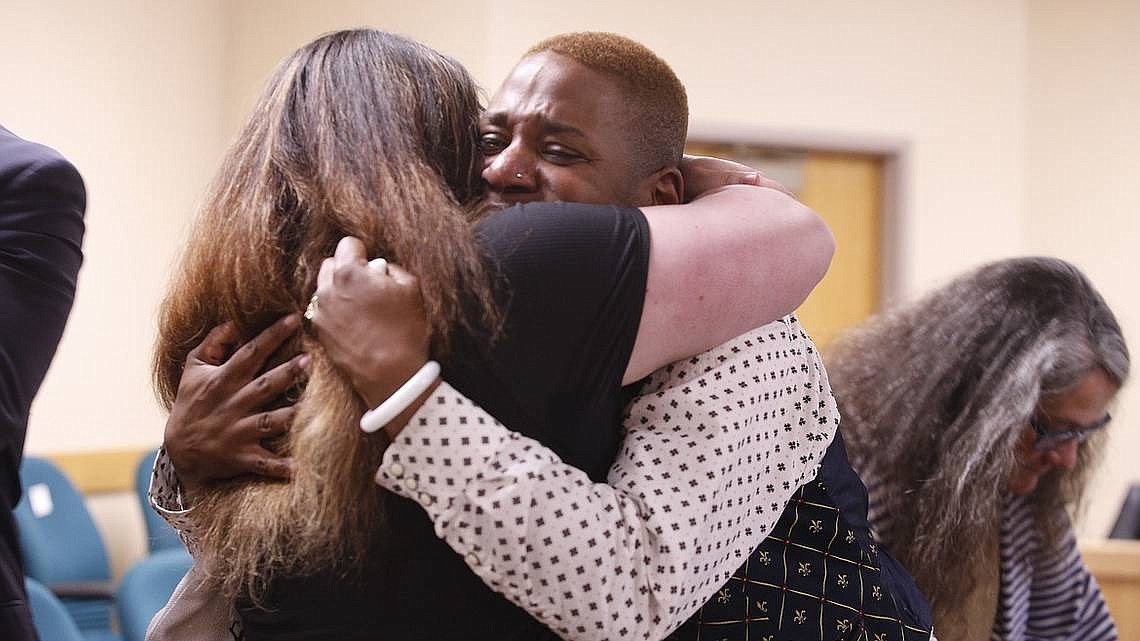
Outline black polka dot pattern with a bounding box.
[376,316,839,640]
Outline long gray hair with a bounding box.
[829,256,1129,626]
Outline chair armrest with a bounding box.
[47,581,116,599]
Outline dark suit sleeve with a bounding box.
[0,150,86,476]
[0,140,85,639]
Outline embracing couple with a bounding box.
[148,29,933,641]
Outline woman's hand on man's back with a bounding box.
[163,315,306,493]
[311,236,432,430]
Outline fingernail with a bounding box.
[298,354,311,370]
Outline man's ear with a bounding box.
[635,166,684,206]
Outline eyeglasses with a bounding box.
[1029,413,1111,451]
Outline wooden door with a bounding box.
[685,143,883,346]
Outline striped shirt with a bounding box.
[992,493,1116,641]
[864,480,1115,641]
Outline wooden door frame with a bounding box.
[688,122,910,305]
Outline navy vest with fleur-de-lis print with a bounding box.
[668,434,933,641]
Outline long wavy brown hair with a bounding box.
[152,29,497,600]
[829,257,1129,630]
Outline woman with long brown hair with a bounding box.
[152,29,498,605]
[149,28,835,641]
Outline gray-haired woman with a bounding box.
[830,256,1129,641]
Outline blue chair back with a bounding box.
[116,548,192,641]
[25,577,85,641]
[134,450,183,553]
[14,457,116,638]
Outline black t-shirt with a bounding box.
[238,202,650,641]
[448,201,651,481]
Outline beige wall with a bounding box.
[0,1,1134,574]
[0,0,228,575]
[222,0,1030,299]
[222,0,493,136]
[1,0,229,454]
[1026,0,1140,537]
[481,0,1030,298]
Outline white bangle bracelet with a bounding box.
[359,360,441,434]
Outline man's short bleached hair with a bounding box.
[526,32,688,177]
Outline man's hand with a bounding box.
[311,237,431,411]
[164,314,306,493]
[680,154,795,202]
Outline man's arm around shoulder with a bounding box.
[626,185,833,384]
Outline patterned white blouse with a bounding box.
[150,316,839,640]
